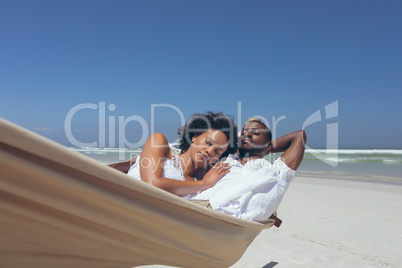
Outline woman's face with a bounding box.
[189,129,228,168]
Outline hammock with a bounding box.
[0,118,275,268]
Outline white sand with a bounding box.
[141,176,402,267]
[232,176,402,268]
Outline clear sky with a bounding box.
[1,0,401,149]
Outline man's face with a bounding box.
[239,121,270,156]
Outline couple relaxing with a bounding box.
[109,111,306,222]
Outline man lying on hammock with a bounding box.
[191,118,306,221]
[109,117,306,222]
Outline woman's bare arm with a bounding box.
[139,133,229,196]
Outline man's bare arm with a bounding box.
[269,130,306,171]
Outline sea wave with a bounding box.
[382,159,402,164]
[69,147,142,154]
[304,156,402,164]
[70,147,402,155]
[69,147,402,165]
[306,149,402,155]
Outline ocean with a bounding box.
[70,147,402,185]
[295,149,402,185]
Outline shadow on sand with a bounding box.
[262,261,279,268]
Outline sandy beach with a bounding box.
[141,175,402,268]
[231,176,402,268]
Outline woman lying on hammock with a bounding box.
[110,115,306,221]
[109,111,238,198]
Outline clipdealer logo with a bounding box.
[302,101,339,167]
[64,101,339,164]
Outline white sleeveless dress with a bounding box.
[127,145,196,199]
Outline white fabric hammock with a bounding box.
[0,118,275,268]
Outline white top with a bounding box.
[193,154,295,221]
[127,145,196,199]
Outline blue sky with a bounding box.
[1,0,401,149]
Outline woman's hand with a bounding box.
[202,162,231,188]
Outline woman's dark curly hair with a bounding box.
[177,111,238,158]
